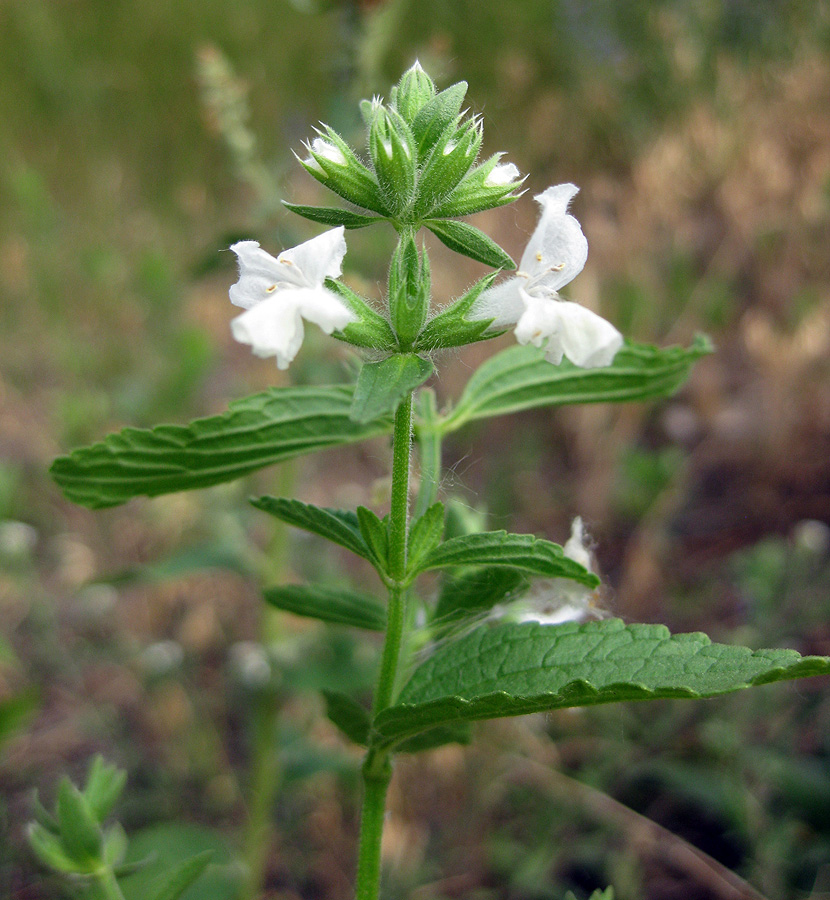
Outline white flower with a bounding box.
[229,226,356,370]
[471,183,623,368]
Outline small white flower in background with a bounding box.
[229,641,272,689]
[471,183,623,368]
[229,226,356,370]
[495,517,606,626]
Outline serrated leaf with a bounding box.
[51,385,393,509]
[413,272,503,352]
[357,506,390,573]
[406,502,445,576]
[373,619,830,748]
[419,532,599,587]
[350,355,434,424]
[84,756,126,823]
[282,202,384,229]
[250,496,370,561]
[263,584,386,631]
[425,219,515,270]
[433,567,527,629]
[326,279,398,352]
[57,779,102,866]
[146,850,214,900]
[322,690,371,745]
[443,337,712,432]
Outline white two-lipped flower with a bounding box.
[471,183,623,368]
[228,226,356,370]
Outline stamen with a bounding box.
[266,285,277,293]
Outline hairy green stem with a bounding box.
[387,392,413,584]
[355,392,414,900]
[354,762,392,900]
[413,388,441,520]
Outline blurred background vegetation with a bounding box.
[2,1,830,898]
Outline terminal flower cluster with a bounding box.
[227,63,622,372]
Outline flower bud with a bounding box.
[413,115,483,218]
[388,235,430,346]
[430,152,524,218]
[411,81,467,157]
[298,125,388,215]
[394,61,436,122]
[369,107,416,214]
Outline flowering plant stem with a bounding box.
[355,392,414,900]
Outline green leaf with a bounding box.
[282,202,384,229]
[263,583,386,631]
[326,279,398,352]
[373,619,830,748]
[322,690,371,745]
[413,272,504,352]
[443,337,712,432]
[425,219,515,270]
[350,355,434,424]
[419,532,599,587]
[51,385,393,509]
[433,567,527,629]
[250,496,370,561]
[356,506,389,574]
[84,756,126,823]
[146,850,214,900]
[27,822,80,874]
[395,721,472,754]
[121,824,236,900]
[31,790,59,834]
[565,890,614,900]
[102,823,128,868]
[406,502,445,576]
[57,779,102,866]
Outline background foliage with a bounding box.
[2,1,830,898]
